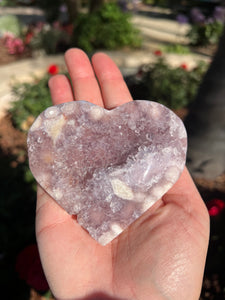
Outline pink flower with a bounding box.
[206,198,225,216]
[180,63,188,70]
[154,50,162,56]
[48,64,59,75]
[3,34,25,55]
[16,244,49,292]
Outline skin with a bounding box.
[36,48,210,300]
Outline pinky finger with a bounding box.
[48,74,74,105]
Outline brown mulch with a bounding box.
[0,38,32,66]
[191,44,218,58]
[0,114,26,154]
[0,114,27,166]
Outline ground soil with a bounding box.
[191,44,218,58]
[0,114,26,161]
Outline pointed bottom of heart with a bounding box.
[27,100,187,245]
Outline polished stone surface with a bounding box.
[27,100,187,245]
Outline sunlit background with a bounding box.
[0,1,225,299]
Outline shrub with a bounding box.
[10,75,52,132]
[188,21,224,46]
[72,2,142,53]
[9,64,68,132]
[128,57,207,110]
[188,6,225,46]
[148,59,207,109]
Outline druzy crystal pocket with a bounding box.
[27,100,187,245]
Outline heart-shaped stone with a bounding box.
[27,100,187,245]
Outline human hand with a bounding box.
[36,48,209,300]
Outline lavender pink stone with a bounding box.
[27,100,187,245]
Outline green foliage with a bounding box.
[10,76,52,131]
[163,43,191,54]
[138,59,207,109]
[0,15,22,36]
[188,21,224,46]
[72,2,142,52]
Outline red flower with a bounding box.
[180,63,188,70]
[206,198,225,216]
[48,64,59,75]
[16,244,49,292]
[154,50,162,56]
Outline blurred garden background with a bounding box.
[0,0,225,299]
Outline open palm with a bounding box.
[36,49,209,300]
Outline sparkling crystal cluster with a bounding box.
[27,100,187,245]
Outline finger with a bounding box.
[48,74,74,105]
[92,52,133,109]
[65,48,103,106]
